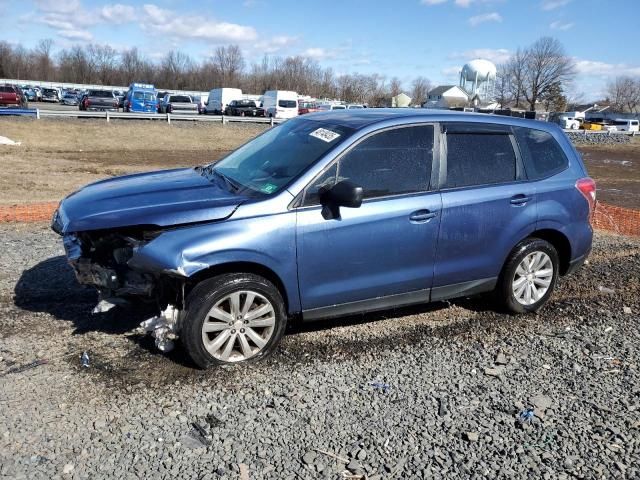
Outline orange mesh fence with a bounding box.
[0,200,638,237]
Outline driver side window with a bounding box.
[303,124,434,206]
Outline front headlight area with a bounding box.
[64,228,164,299]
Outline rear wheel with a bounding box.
[497,238,559,313]
[181,273,287,368]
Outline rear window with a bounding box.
[133,91,155,101]
[514,127,568,180]
[445,132,517,188]
[171,95,191,103]
[89,90,113,98]
[278,100,297,108]
[0,86,16,92]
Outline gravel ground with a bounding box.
[1,224,639,479]
[566,132,632,146]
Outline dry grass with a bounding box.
[0,118,266,204]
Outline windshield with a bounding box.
[210,118,354,195]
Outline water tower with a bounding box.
[459,59,497,104]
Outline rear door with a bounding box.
[433,122,536,299]
[296,124,442,315]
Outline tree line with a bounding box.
[7,36,629,113]
[0,39,434,105]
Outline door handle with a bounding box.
[510,194,531,205]
[409,210,437,223]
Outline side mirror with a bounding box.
[320,180,363,220]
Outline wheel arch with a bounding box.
[186,261,292,314]
[526,229,572,275]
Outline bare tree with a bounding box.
[33,39,55,80]
[389,77,402,97]
[494,63,512,108]
[522,37,575,111]
[606,76,640,113]
[411,76,431,106]
[507,49,528,108]
[214,45,244,87]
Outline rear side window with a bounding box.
[445,132,517,188]
[278,100,297,108]
[304,125,434,204]
[514,127,568,180]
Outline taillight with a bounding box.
[576,177,596,221]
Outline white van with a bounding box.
[206,88,242,114]
[557,115,581,130]
[262,90,298,119]
[611,119,639,132]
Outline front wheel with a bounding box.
[181,273,287,368]
[497,238,559,313]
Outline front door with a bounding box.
[295,124,441,316]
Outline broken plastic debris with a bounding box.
[518,407,535,424]
[598,286,615,294]
[369,381,391,393]
[80,352,90,368]
[140,305,180,353]
[92,299,117,314]
[0,135,21,146]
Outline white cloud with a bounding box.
[302,48,337,60]
[141,4,257,42]
[450,48,511,64]
[550,20,574,30]
[574,59,640,77]
[468,12,502,26]
[420,0,447,4]
[58,29,93,42]
[541,0,571,10]
[100,4,136,23]
[253,35,298,54]
[455,0,474,6]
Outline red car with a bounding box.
[298,102,319,115]
[0,85,28,108]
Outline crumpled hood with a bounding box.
[56,167,245,233]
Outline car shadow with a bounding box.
[13,255,153,335]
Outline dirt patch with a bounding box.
[577,140,640,210]
[0,118,266,204]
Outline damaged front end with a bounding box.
[60,226,186,351]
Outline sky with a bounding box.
[2,0,640,99]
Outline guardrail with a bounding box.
[0,107,284,125]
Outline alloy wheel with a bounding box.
[512,251,554,306]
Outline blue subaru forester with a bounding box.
[52,110,595,368]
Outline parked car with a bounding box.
[193,95,208,114]
[82,90,119,111]
[33,86,42,101]
[155,91,169,113]
[262,90,298,118]
[205,88,242,114]
[41,88,59,103]
[160,94,198,114]
[124,83,158,113]
[21,87,37,102]
[298,102,319,115]
[0,84,27,108]
[52,110,595,368]
[225,99,263,117]
[610,119,640,132]
[317,103,346,111]
[61,92,79,106]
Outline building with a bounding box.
[423,85,470,109]
[391,93,412,108]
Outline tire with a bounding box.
[496,238,559,314]
[181,273,287,368]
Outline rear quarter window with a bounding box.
[514,127,568,180]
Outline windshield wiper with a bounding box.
[211,169,240,192]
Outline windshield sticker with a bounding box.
[260,183,278,194]
[310,128,341,143]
